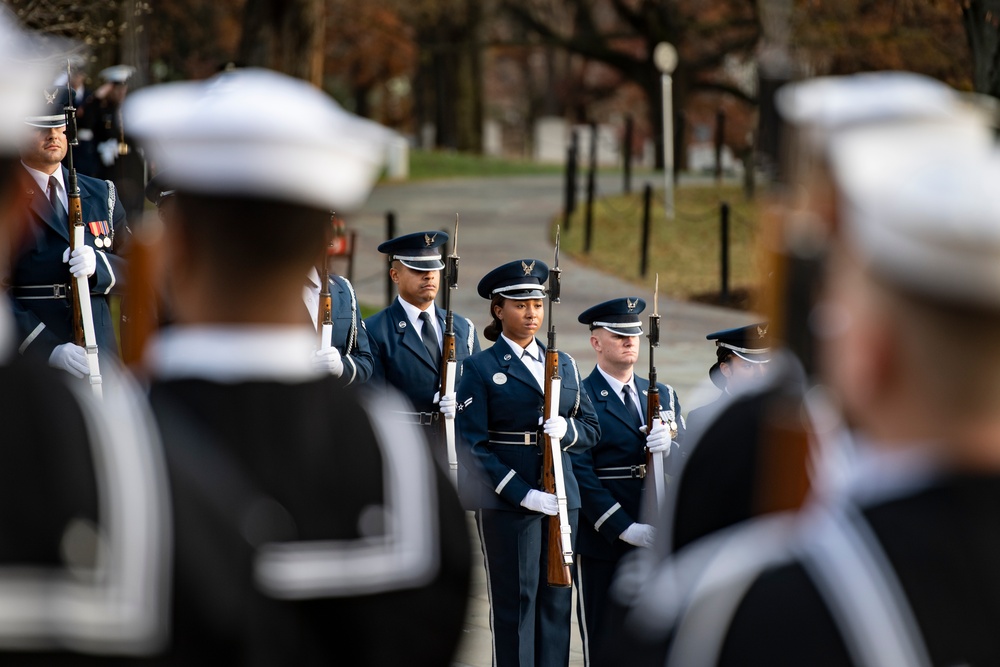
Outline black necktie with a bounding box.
[622,385,644,428]
[419,311,440,366]
[48,175,65,221]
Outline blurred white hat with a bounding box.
[99,64,134,84]
[830,118,1000,308]
[0,8,58,153]
[776,71,1000,307]
[124,68,390,212]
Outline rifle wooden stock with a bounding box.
[121,214,162,374]
[542,344,572,588]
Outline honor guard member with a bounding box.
[125,67,471,665]
[365,231,480,429]
[303,243,375,385]
[669,323,771,551]
[456,259,600,667]
[0,10,171,663]
[571,297,684,662]
[10,81,128,376]
[600,73,1000,667]
[80,64,145,222]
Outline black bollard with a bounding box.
[715,109,726,186]
[640,183,653,277]
[720,202,730,303]
[386,210,397,306]
[584,122,597,253]
[623,115,633,194]
[564,130,579,230]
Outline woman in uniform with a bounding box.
[456,259,600,667]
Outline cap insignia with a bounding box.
[521,260,535,276]
[424,233,436,247]
[44,89,57,105]
[626,297,638,312]
[757,325,768,339]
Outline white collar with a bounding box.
[0,295,13,363]
[22,162,64,193]
[596,364,636,398]
[396,296,437,330]
[304,266,320,290]
[145,325,322,383]
[501,333,542,362]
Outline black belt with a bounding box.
[393,411,439,426]
[595,465,646,480]
[488,430,540,446]
[11,284,70,300]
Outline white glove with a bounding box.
[620,522,656,548]
[63,245,96,279]
[311,346,343,377]
[520,489,559,516]
[539,415,568,440]
[642,419,672,454]
[97,138,118,166]
[436,392,457,420]
[49,342,89,378]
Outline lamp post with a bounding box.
[654,42,678,220]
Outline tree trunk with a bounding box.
[239,0,324,85]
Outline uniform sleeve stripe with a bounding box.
[594,502,621,531]
[495,469,516,494]
[562,418,579,450]
[97,250,115,294]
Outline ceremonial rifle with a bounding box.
[439,214,460,484]
[542,227,573,588]
[644,274,669,515]
[317,214,335,350]
[64,61,103,398]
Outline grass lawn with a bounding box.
[559,184,763,308]
[404,149,564,180]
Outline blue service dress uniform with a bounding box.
[321,274,374,385]
[10,166,127,360]
[571,367,684,661]
[365,296,480,414]
[457,336,600,667]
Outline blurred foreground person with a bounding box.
[0,10,170,663]
[125,68,470,665]
[600,72,1000,667]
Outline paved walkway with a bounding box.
[345,173,757,666]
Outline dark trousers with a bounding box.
[575,554,620,666]
[476,507,579,667]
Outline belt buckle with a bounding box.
[420,412,438,426]
[53,284,67,298]
[631,464,647,479]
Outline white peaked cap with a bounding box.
[831,118,1000,308]
[0,9,57,154]
[777,71,996,151]
[124,68,390,212]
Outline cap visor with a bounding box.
[398,259,445,271]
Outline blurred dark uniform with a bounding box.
[570,298,685,662]
[670,323,770,552]
[125,67,471,665]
